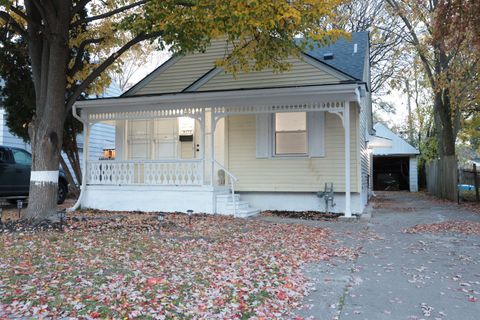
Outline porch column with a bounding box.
[210,109,215,186]
[200,113,206,184]
[344,101,351,217]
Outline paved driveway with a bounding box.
[296,191,480,320]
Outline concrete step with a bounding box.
[225,201,250,210]
[216,194,240,202]
[234,208,261,218]
[215,192,260,218]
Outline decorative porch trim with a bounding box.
[77,84,362,123]
[87,107,205,122]
[212,101,345,119]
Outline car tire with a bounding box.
[57,180,68,204]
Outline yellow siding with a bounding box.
[227,109,358,192]
[135,39,231,95]
[199,58,341,91]
[135,39,344,95]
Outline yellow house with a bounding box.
[73,32,373,218]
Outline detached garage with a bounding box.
[372,123,420,192]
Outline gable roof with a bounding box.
[300,32,369,81]
[372,123,420,156]
[124,32,369,97]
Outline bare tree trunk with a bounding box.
[23,1,70,222]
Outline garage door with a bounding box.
[373,156,410,191]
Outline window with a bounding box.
[0,148,11,162]
[12,149,32,165]
[126,119,184,160]
[274,112,307,155]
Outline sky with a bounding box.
[375,90,410,127]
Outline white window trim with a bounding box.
[255,112,325,159]
[272,113,309,158]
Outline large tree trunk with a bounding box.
[23,1,70,222]
[25,115,65,221]
[433,90,456,157]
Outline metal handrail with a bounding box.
[213,159,238,217]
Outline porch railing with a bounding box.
[87,160,204,186]
[214,159,238,216]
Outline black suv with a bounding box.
[0,146,69,204]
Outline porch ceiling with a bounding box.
[75,83,362,122]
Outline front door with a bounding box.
[153,118,177,159]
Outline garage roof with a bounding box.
[372,123,420,156]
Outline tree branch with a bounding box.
[65,31,163,113]
[9,5,30,23]
[385,0,436,89]
[68,37,105,77]
[71,0,147,27]
[24,0,48,114]
[0,11,27,37]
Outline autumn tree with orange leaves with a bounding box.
[386,0,479,159]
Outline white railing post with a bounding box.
[213,159,238,217]
[87,160,204,186]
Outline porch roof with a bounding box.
[75,83,364,122]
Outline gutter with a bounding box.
[67,104,87,212]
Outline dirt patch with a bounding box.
[262,210,341,220]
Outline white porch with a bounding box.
[75,84,365,217]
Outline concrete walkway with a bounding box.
[296,192,480,320]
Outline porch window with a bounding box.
[126,118,197,160]
[274,112,307,155]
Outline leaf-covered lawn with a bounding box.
[405,220,480,235]
[0,212,354,319]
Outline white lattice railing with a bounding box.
[87,160,204,186]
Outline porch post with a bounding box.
[210,109,216,186]
[200,113,206,185]
[344,101,351,217]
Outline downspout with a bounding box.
[67,104,88,212]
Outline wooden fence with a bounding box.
[426,156,458,201]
